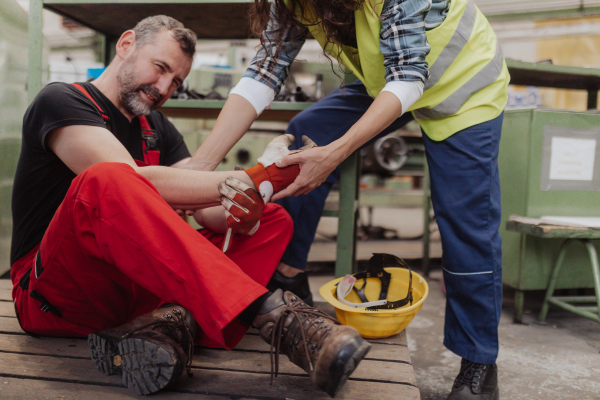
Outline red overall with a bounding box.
[11,162,293,349]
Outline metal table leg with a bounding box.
[514,290,524,323]
[540,239,600,323]
[335,152,359,278]
[421,162,432,277]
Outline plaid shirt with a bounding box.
[242,0,450,94]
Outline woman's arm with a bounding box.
[272,0,432,200]
[271,91,404,199]
[184,2,309,172]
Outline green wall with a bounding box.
[0,0,30,276]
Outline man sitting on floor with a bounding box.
[10,15,370,397]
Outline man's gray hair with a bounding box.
[133,15,197,59]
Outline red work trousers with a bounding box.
[11,163,292,349]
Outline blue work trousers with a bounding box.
[277,80,503,364]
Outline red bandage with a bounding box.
[245,163,300,203]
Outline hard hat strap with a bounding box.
[353,254,414,310]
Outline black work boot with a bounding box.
[252,289,371,397]
[88,304,197,395]
[267,270,314,306]
[447,358,499,400]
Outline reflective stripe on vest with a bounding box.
[414,36,504,119]
[423,0,477,91]
[413,0,504,120]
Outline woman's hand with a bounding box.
[270,145,341,201]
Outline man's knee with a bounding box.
[71,162,143,194]
[66,162,155,211]
[79,162,135,182]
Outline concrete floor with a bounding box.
[309,208,600,400]
[309,267,600,400]
[306,208,600,400]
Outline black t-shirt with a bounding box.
[10,82,191,265]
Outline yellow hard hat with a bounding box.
[319,254,429,339]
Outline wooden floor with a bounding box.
[0,280,420,399]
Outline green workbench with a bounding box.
[499,109,600,323]
[506,217,600,323]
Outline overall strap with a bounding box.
[70,83,161,166]
[139,116,160,166]
[71,83,109,122]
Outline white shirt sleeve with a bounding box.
[229,77,276,116]
[380,80,424,115]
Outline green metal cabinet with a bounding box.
[499,108,600,320]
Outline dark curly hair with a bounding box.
[249,0,368,83]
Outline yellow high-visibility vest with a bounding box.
[295,0,510,140]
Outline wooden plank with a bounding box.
[0,329,411,364]
[0,301,418,398]
[0,328,410,364]
[0,288,11,302]
[0,308,410,360]
[0,351,420,399]
[0,285,416,390]
[0,316,22,334]
[0,334,95,358]
[0,376,225,399]
[506,219,600,239]
[0,301,14,317]
[0,331,414,384]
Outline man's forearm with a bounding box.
[184,94,257,171]
[136,165,254,210]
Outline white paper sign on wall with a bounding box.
[549,137,597,181]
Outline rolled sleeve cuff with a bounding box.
[229,77,276,116]
[380,80,424,115]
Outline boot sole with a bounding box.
[88,332,121,376]
[324,337,372,397]
[88,332,183,395]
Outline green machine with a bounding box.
[500,108,600,322]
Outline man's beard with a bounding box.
[116,55,163,116]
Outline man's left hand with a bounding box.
[219,177,265,235]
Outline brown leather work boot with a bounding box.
[252,289,371,397]
[88,304,197,395]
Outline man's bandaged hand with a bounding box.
[244,134,317,203]
[219,177,264,235]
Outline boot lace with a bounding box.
[123,308,195,377]
[269,297,338,384]
[454,360,487,392]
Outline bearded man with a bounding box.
[10,15,369,397]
